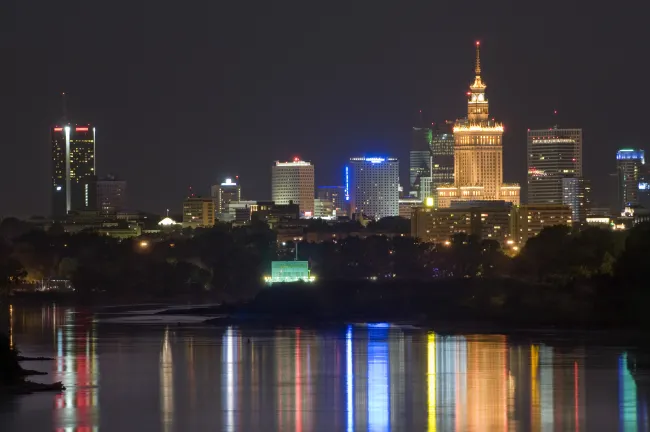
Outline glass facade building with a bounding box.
[347,157,399,219]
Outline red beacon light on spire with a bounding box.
[293,157,300,162]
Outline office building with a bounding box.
[211,177,242,215]
[252,201,300,228]
[411,200,513,245]
[221,200,257,224]
[182,196,215,228]
[430,120,455,205]
[399,198,421,219]
[51,124,96,217]
[513,204,573,244]
[562,177,591,223]
[314,198,335,219]
[616,149,645,212]
[317,186,346,216]
[95,175,126,215]
[410,126,432,198]
[527,127,583,208]
[271,159,315,217]
[638,164,650,208]
[436,42,520,207]
[346,157,399,219]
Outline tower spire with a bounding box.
[475,41,481,75]
[61,92,68,123]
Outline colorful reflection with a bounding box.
[8,305,650,431]
[52,308,99,432]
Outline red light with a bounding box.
[76,127,89,132]
[54,127,63,132]
[293,157,300,162]
[554,110,558,114]
[476,41,480,46]
[466,92,471,96]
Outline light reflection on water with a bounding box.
[2,305,650,431]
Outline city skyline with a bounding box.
[5,4,645,216]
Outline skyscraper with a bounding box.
[346,157,399,219]
[51,124,96,217]
[211,178,241,215]
[562,177,590,223]
[436,42,520,207]
[271,159,315,217]
[409,126,432,199]
[95,175,126,214]
[616,149,645,212]
[527,127,583,206]
[430,121,455,205]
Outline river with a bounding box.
[0,304,648,431]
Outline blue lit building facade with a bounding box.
[346,157,399,219]
[617,149,645,212]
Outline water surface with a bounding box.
[1,304,648,431]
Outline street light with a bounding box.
[139,240,149,249]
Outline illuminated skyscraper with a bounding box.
[562,177,591,223]
[436,42,520,207]
[410,126,432,199]
[271,159,315,217]
[211,177,242,215]
[527,127,583,206]
[347,157,399,219]
[616,149,645,212]
[51,124,96,217]
[429,121,455,206]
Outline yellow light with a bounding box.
[506,240,514,245]
[512,246,519,251]
[139,240,149,248]
[425,197,434,207]
[444,240,451,246]
[453,124,504,132]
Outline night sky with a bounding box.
[5,2,648,217]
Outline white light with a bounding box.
[56,186,62,191]
[158,217,177,226]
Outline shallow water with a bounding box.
[1,304,648,431]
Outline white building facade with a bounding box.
[271,159,315,217]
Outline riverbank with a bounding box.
[0,333,63,395]
[173,277,647,334]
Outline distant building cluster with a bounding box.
[46,42,649,246]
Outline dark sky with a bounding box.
[4,1,648,217]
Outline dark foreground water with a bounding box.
[1,305,649,431]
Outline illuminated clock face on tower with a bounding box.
[471,94,478,102]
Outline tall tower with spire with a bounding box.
[51,93,97,217]
[436,42,520,207]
